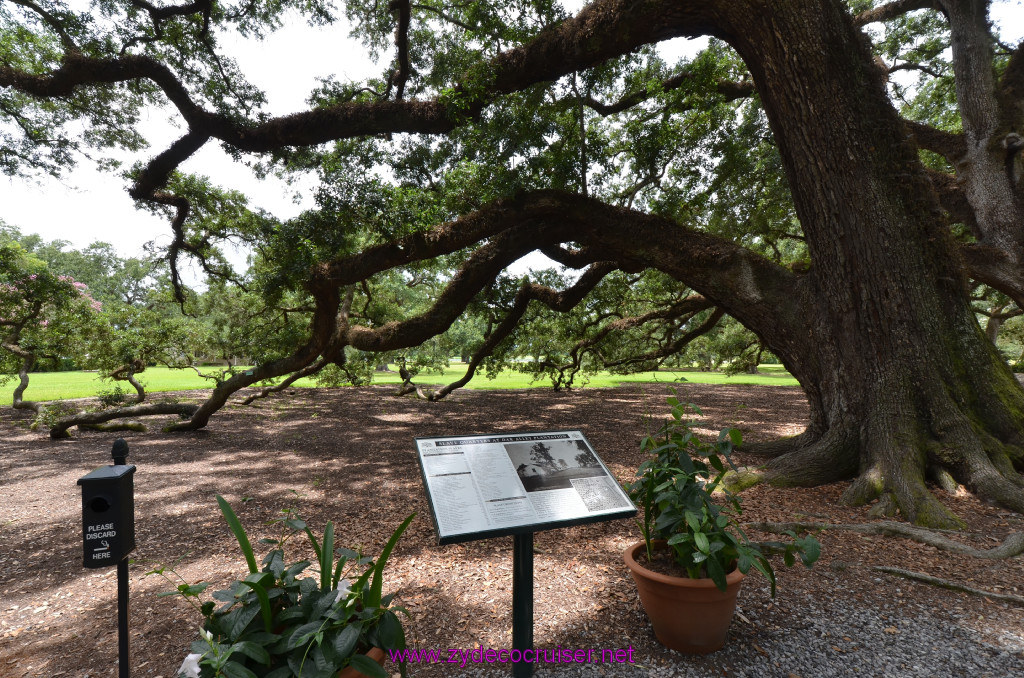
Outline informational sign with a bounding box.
[415,430,636,544]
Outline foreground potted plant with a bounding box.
[154,495,414,678]
[623,393,820,653]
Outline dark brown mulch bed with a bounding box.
[1,382,1022,677]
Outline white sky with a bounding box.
[0,1,1020,271]
[1,16,380,272]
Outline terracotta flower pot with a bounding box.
[337,647,387,678]
[623,541,744,653]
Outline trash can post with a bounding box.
[77,439,136,677]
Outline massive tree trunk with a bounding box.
[704,1,1024,527]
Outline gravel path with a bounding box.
[441,590,1024,678]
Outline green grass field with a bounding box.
[11,363,798,401]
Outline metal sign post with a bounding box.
[78,439,136,678]
[117,556,130,678]
[512,532,534,678]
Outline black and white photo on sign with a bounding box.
[504,439,606,492]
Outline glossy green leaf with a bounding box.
[287,621,324,651]
[239,573,274,633]
[693,531,710,554]
[377,610,405,649]
[230,640,271,665]
[334,623,361,659]
[221,601,261,640]
[219,660,259,678]
[348,653,388,678]
[706,556,727,592]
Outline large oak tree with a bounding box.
[2,0,1023,527]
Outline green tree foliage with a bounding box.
[3,1,1024,524]
[0,224,205,426]
[0,235,103,395]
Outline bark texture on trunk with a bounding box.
[703,0,1024,527]
[909,2,1024,305]
[940,0,1024,253]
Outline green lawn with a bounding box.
[13,363,798,401]
[7,367,220,401]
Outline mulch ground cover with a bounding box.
[1,382,1022,677]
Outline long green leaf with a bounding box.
[331,555,347,590]
[304,525,322,564]
[286,621,323,651]
[230,640,271,666]
[377,609,405,649]
[240,573,274,633]
[751,557,777,597]
[217,495,258,575]
[221,601,261,640]
[694,531,710,554]
[368,513,415,608]
[219,660,259,678]
[320,521,334,592]
[334,623,361,659]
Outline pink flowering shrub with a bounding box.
[1,242,105,373]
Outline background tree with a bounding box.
[3,0,1024,526]
[0,226,200,435]
[0,238,102,413]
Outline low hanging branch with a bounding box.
[747,520,1024,559]
[419,262,620,401]
[242,293,357,406]
[108,360,148,404]
[342,222,578,353]
[535,296,720,391]
[49,401,201,440]
[9,352,43,414]
[241,330,355,406]
[164,287,345,432]
[873,566,1024,606]
[597,304,724,370]
[241,357,333,406]
[395,374,434,400]
[394,262,618,400]
[171,191,790,420]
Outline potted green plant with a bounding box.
[623,393,820,653]
[153,495,414,678]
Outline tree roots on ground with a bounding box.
[872,566,1024,606]
[747,520,1024,559]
